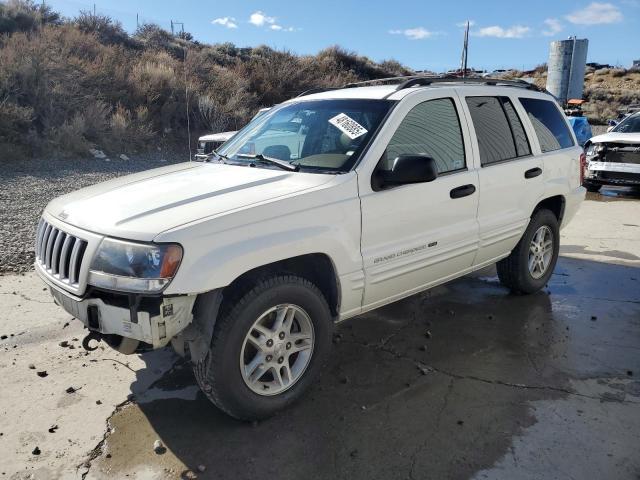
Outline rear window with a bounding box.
[519,98,574,152]
[465,96,531,166]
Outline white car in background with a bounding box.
[195,108,271,161]
[583,112,640,192]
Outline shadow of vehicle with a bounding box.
[102,256,640,480]
[587,186,640,201]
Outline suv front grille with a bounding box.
[35,219,88,285]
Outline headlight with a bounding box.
[88,238,183,293]
[585,144,603,158]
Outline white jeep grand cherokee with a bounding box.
[35,77,585,420]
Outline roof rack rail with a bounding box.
[393,75,545,93]
[296,75,546,98]
[342,75,427,89]
[296,87,340,97]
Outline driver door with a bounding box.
[358,91,480,310]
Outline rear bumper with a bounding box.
[39,269,196,349]
[561,185,586,230]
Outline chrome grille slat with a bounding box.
[40,224,52,262]
[35,220,46,258]
[45,228,58,269]
[59,236,74,279]
[68,239,82,285]
[51,232,66,275]
[35,219,89,288]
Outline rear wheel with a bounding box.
[193,275,333,420]
[497,209,559,294]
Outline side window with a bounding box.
[519,97,575,152]
[465,96,531,166]
[383,98,465,174]
[502,100,531,157]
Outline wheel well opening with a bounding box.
[534,195,565,223]
[220,254,340,318]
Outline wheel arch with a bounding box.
[219,253,341,319]
[533,194,565,223]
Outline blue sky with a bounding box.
[48,0,639,71]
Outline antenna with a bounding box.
[185,46,191,162]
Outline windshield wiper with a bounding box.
[212,150,231,163]
[236,153,299,172]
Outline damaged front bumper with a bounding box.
[40,271,196,351]
[585,141,640,187]
[585,161,640,186]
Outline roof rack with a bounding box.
[296,75,546,98]
[392,75,545,93]
[296,87,340,97]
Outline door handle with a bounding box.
[450,184,476,199]
[525,167,542,179]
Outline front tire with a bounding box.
[193,275,333,420]
[583,181,601,193]
[497,209,559,294]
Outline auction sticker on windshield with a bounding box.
[329,113,368,139]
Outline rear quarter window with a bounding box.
[519,98,574,152]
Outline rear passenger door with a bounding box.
[459,92,544,267]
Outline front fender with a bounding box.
[156,176,363,311]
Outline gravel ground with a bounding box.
[0,153,184,274]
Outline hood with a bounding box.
[199,131,237,142]
[46,162,334,241]
[589,132,640,144]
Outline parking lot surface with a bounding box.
[1,188,639,480]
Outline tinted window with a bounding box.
[612,112,640,133]
[519,98,574,152]
[466,96,530,165]
[383,98,465,174]
[502,100,531,157]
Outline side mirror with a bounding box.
[607,119,618,127]
[378,154,438,189]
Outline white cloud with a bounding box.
[542,18,563,36]
[211,17,238,29]
[565,2,622,25]
[249,11,276,27]
[248,11,296,31]
[388,27,437,40]
[474,25,531,38]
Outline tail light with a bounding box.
[579,152,586,185]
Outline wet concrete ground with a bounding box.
[2,187,639,479]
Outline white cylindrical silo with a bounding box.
[546,37,588,103]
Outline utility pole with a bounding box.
[171,20,184,36]
[460,21,469,78]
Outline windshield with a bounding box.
[217,99,393,172]
[612,113,640,133]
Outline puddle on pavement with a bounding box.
[85,256,640,480]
